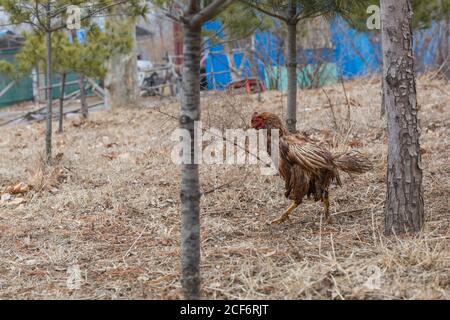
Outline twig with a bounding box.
[123,224,148,263]
[321,87,338,131]
[331,207,371,216]
[0,95,102,127]
[216,91,248,128]
[60,102,104,117]
[152,108,273,168]
[203,170,251,195]
[0,106,46,126]
[339,75,351,129]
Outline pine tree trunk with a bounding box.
[381,58,386,117]
[286,20,297,132]
[104,17,138,109]
[45,4,53,164]
[381,0,424,235]
[78,74,88,119]
[180,23,202,300]
[58,73,66,133]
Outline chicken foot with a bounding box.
[270,202,299,225]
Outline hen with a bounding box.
[251,112,372,225]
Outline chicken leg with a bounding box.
[270,202,299,225]
[323,191,333,224]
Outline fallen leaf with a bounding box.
[54,152,64,162]
[348,97,362,108]
[105,142,118,148]
[56,139,66,148]
[102,152,119,160]
[71,118,86,128]
[6,182,30,195]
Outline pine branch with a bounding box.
[49,0,130,32]
[33,0,46,30]
[238,0,288,22]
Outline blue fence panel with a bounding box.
[255,31,284,66]
[413,21,446,71]
[204,20,225,53]
[204,20,232,89]
[232,52,253,78]
[331,18,381,79]
[205,53,232,90]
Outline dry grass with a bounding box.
[0,75,448,299]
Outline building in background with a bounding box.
[136,14,177,65]
[1,9,448,107]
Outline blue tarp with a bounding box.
[204,17,447,89]
[204,21,339,90]
[331,19,448,78]
[331,18,381,78]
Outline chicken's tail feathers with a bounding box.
[333,150,373,174]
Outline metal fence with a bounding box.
[0,49,94,108]
[0,48,33,107]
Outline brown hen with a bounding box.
[251,112,372,225]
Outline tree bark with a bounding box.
[180,23,202,300]
[176,0,233,301]
[381,0,424,235]
[45,3,53,164]
[78,74,88,118]
[285,19,298,132]
[58,73,66,133]
[380,74,386,117]
[104,17,138,109]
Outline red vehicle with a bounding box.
[226,77,266,94]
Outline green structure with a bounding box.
[0,48,34,107]
[0,30,94,108]
[0,49,93,108]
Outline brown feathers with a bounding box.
[281,135,335,173]
[333,150,373,174]
[251,112,372,206]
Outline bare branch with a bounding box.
[201,18,264,51]
[148,2,184,24]
[190,0,234,28]
[295,11,327,24]
[186,0,199,15]
[34,0,47,30]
